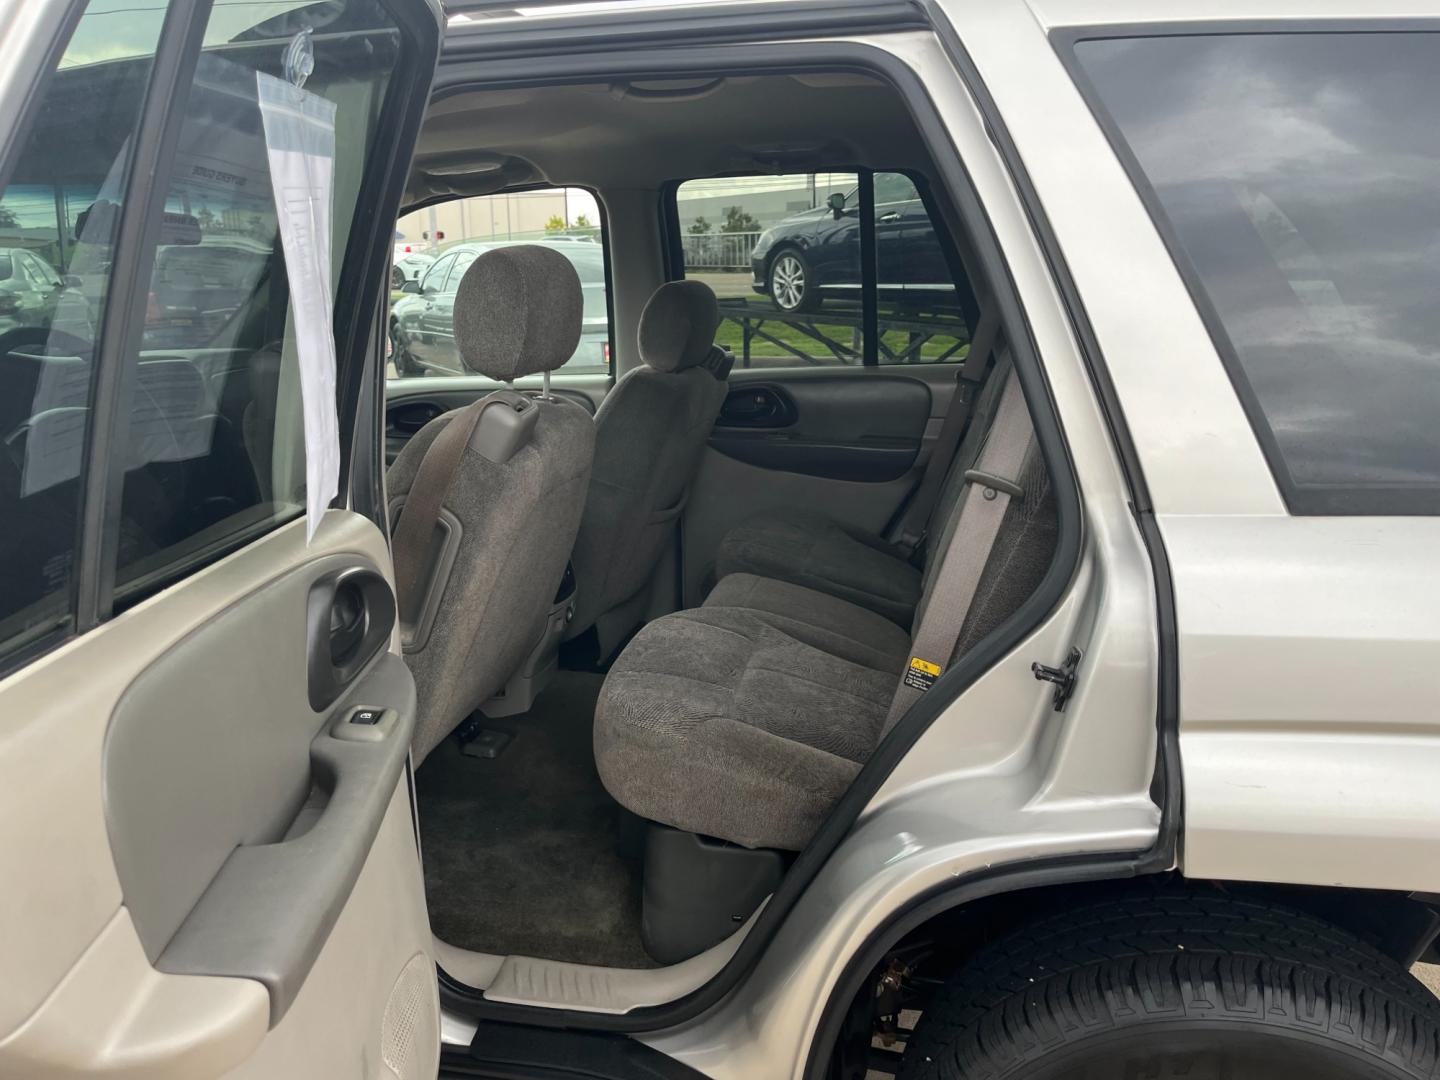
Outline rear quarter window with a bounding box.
[1069,31,1440,515]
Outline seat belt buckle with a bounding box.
[895,528,926,558]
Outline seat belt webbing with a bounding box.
[392,396,501,610]
[893,304,1002,557]
[883,368,1033,733]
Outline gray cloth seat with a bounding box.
[594,361,1056,851]
[712,358,1012,627]
[567,280,728,655]
[712,511,921,627]
[389,246,595,765]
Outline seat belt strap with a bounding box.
[883,368,1033,734]
[391,396,500,610]
[893,304,1001,557]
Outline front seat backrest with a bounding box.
[566,280,727,655]
[388,245,596,764]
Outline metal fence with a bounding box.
[681,231,762,271]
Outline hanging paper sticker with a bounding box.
[256,69,338,542]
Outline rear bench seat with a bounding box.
[709,356,1013,627]
[593,361,1058,854]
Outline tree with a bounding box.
[195,207,217,232]
[688,216,710,234]
[573,213,592,229]
[544,214,565,233]
[720,205,760,233]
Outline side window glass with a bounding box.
[0,0,165,657]
[1074,32,1440,514]
[419,254,454,294]
[388,187,612,379]
[675,171,976,368]
[444,251,477,291]
[105,0,404,603]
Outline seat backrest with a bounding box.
[567,280,727,653]
[387,245,596,764]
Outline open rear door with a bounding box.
[0,0,441,1076]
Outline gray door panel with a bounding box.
[711,373,930,482]
[104,553,409,1025]
[682,365,968,602]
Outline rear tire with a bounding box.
[900,890,1440,1080]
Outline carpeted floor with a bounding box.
[415,671,654,969]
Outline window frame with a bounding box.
[1055,20,1440,517]
[386,183,618,380]
[662,165,980,368]
[0,0,439,674]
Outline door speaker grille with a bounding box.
[381,951,439,1080]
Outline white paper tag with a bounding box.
[256,70,339,543]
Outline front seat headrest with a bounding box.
[453,245,583,380]
[637,280,720,373]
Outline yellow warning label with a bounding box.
[903,656,942,692]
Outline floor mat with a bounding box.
[416,672,655,969]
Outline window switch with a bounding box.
[350,707,383,725]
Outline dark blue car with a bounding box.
[749,173,956,313]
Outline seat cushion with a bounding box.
[704,572,910,672]
[593,607,897,850]
[713,509,922,627]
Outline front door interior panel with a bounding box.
[0,515,438,1079]
[103,553,411,1024]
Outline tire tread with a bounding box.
[900,891,1440,1079]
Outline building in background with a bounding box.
[395,188,598,253]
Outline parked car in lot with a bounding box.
[391,248,434,289]
[0,248,65,330]
[750,172,957,313]
[390,237,608,375]
[6,1,1440,1079]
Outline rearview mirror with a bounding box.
[399,278,421,295]
[826,191,846,219]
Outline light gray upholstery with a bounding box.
[566,282,727,650]
[390,400,594,764]
[594,606,896,851]
[704,572,910,671]
[594,358,1057,852]
[389,246,595,764]
[712,357,1013,626]
[636,280,721,373]
[453,245,583,379]
[713,510,921,627]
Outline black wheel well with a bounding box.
[814,872,1440,1078]
[766,243,802,274]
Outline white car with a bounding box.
[392,248,435,289]
[3,2,1439,1079]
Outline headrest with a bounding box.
[637,280,721,373]
[453,245,582,380]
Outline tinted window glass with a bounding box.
[388,188,612,378]
[106,0,403,601]
[1075,32,1440,515]
[0,0,163,655]
[675,172,975,368]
